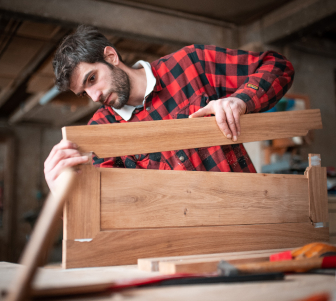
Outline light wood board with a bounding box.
[101,169,309,229]
[63,223,328,268]
[63,163,100,241]
[138,248,289,272]
[62,109,322,158]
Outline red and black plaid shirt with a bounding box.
[88,45,294,172]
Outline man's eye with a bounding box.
[89,75,95,82]
[80,91,87,97]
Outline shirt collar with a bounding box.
[112,60,156,121]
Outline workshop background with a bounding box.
[0,0,335,263]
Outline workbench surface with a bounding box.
[0,262,335,301]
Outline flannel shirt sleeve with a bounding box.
[193,45,295,113]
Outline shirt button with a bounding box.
[146,107,150,111]
[179,156,185,162]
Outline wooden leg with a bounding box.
[5,168,75,301]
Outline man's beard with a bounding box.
[101,62,130,109]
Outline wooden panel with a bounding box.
[138,248,289,272]
[307,166,328,223]
[101,169,309,229]
[63,163,100,241]
[63,109,322,158]
[304,155,328,224]
[63,223,329,268]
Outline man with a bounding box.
[44,25,294,192]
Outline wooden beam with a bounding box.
[138,248,289,272]
[0,0,234,47]
[239,0,336,45]
[0,29,68,109]
[100,169,309,229]
[63,109,322,158]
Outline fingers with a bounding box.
[189,102,215,118]
[214,101,232,139]
[44,139,88,192]
[45,156,88,185]
[45,140,78,167]
[189,97,246,141]
[44,148,83,173]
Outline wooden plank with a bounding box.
[138,248,289,272]
[305,154,328,224]
[63,110,322,158]
[63,158,100,241]
[100,169,309,229]
[63,223,329,268]
[0,0,234,47]
[5,169,75,301]
[159,254,271,274]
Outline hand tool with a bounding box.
[270,242,336,261]
[218,255,336,276]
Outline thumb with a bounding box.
[189,102,214,118]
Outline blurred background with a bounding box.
[0,0,335,263]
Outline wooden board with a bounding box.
[159,253,272,274]
[100,169,309,229]
[63,223,329,269]
[138,248,289,272]
[63,109,322,158]
[5,169,75,301]
[63,163,100,241]
[305,154,329,224]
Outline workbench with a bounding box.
[0,261,335,301]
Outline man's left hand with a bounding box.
[189,97,247,142]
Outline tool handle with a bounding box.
[236,257,325,273]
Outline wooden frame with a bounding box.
[62,110,329,269]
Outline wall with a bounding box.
[286,47,336,168]
[10,125,61,261]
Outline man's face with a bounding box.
[70,61,130,109]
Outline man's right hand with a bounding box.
[44,140,89,193]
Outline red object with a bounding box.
[109,273,211,291]
[321,256,336,269]
[88,45,294,173]
[270,250,292,261]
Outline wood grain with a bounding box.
[5,169,75,301]
[304,155,328,224]
[63,223,329,268]
[101,169,309,229]
[159,254,272,274]
[63,109,322,158]
[138,248,289,272]
[63,162,100,241]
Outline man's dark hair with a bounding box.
[53,25,122,92]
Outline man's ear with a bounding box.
[103,46,119,66]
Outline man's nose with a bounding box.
[87,88,102,102]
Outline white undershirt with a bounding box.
[112,60,156,121]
